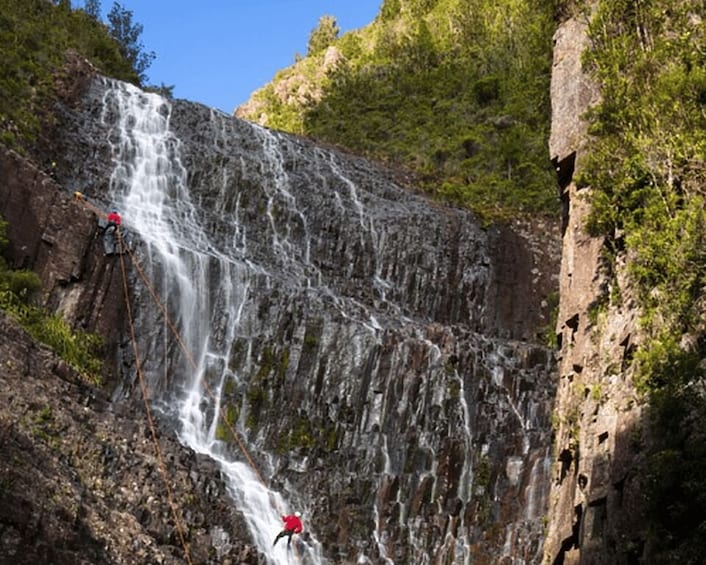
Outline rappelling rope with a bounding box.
[74,191,106,217]
[117,227,310,559]
[75,191,267,485]
[117,225,306,555]
[120,241,269,487]
[77,192,304,552]
[115,226,193,565]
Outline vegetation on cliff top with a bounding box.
[0,0,154,151]
[580,0,706,560]
[237,0,560,221]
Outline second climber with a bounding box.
[273,511,303,548]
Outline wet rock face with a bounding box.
[167,100,559,341]
[1,72,561,564]
[164,103,482,334]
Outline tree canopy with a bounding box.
[238,0,559,221]
[0,0,154,150]
[106,2,155,84]
[307,15,339,57]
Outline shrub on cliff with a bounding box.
[0,0,149,150]
[237,0,559,220]
[579,0,706,559]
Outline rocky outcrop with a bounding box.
[0,310,257,565]
[543,11,647,565]
[0,148,126,387]
[2,43,562,563]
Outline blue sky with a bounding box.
[92,1,382,113]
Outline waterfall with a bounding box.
[101,80,324,565]
[90,76,556,564]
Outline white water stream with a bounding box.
[95,78,551,565]
[101,80,324,564]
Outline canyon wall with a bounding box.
[543,11,647,565]
[0,68,561,564]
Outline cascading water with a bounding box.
[101,80,324,564]
[87,76,556,564]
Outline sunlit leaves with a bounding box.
[582,4,706,558]
[0,0,145,150]
[297,0,557,219]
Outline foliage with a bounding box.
[238,0,559,220]
[643,389,706,564]
[146,82,175,99]
[0,216,7,249]
[284,415,317,451]
[0,268,42,300]
[307,15,339,57]
[0,0,148,150]
[579,0,706,559]
[0,216,41,302]
[541,290,560,348]
[0,285,104,384]
[28,312,104,384]
[215,404,239,441]
[107,2,155,84]
[581,0,706,359]
[83,0,101,19]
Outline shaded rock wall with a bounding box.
[543,11,647,565]
[0,148,126,387]
[0,310,256,565]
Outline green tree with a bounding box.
[240,0,558,220]
[307,15,339,56]
[380,0,401,21]
[408,0,440,17]
[147,82,175,98]
[83,0,101,19]
[107,2,154,84]
[0,0,145,149]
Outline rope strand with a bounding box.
[116,227,193,565]
[76,193,309,557]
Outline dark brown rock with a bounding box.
[0,311,256,564]
[544,10,648,565]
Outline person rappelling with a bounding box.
[107,208,122,231]
[73,192,130,255]
[272,511,303,549]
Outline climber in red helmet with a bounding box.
[107,209,121,229]
[273,511,303,548]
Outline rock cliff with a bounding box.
[0,63,561,565]
[0,147,259,564]
[543,11,647,565]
